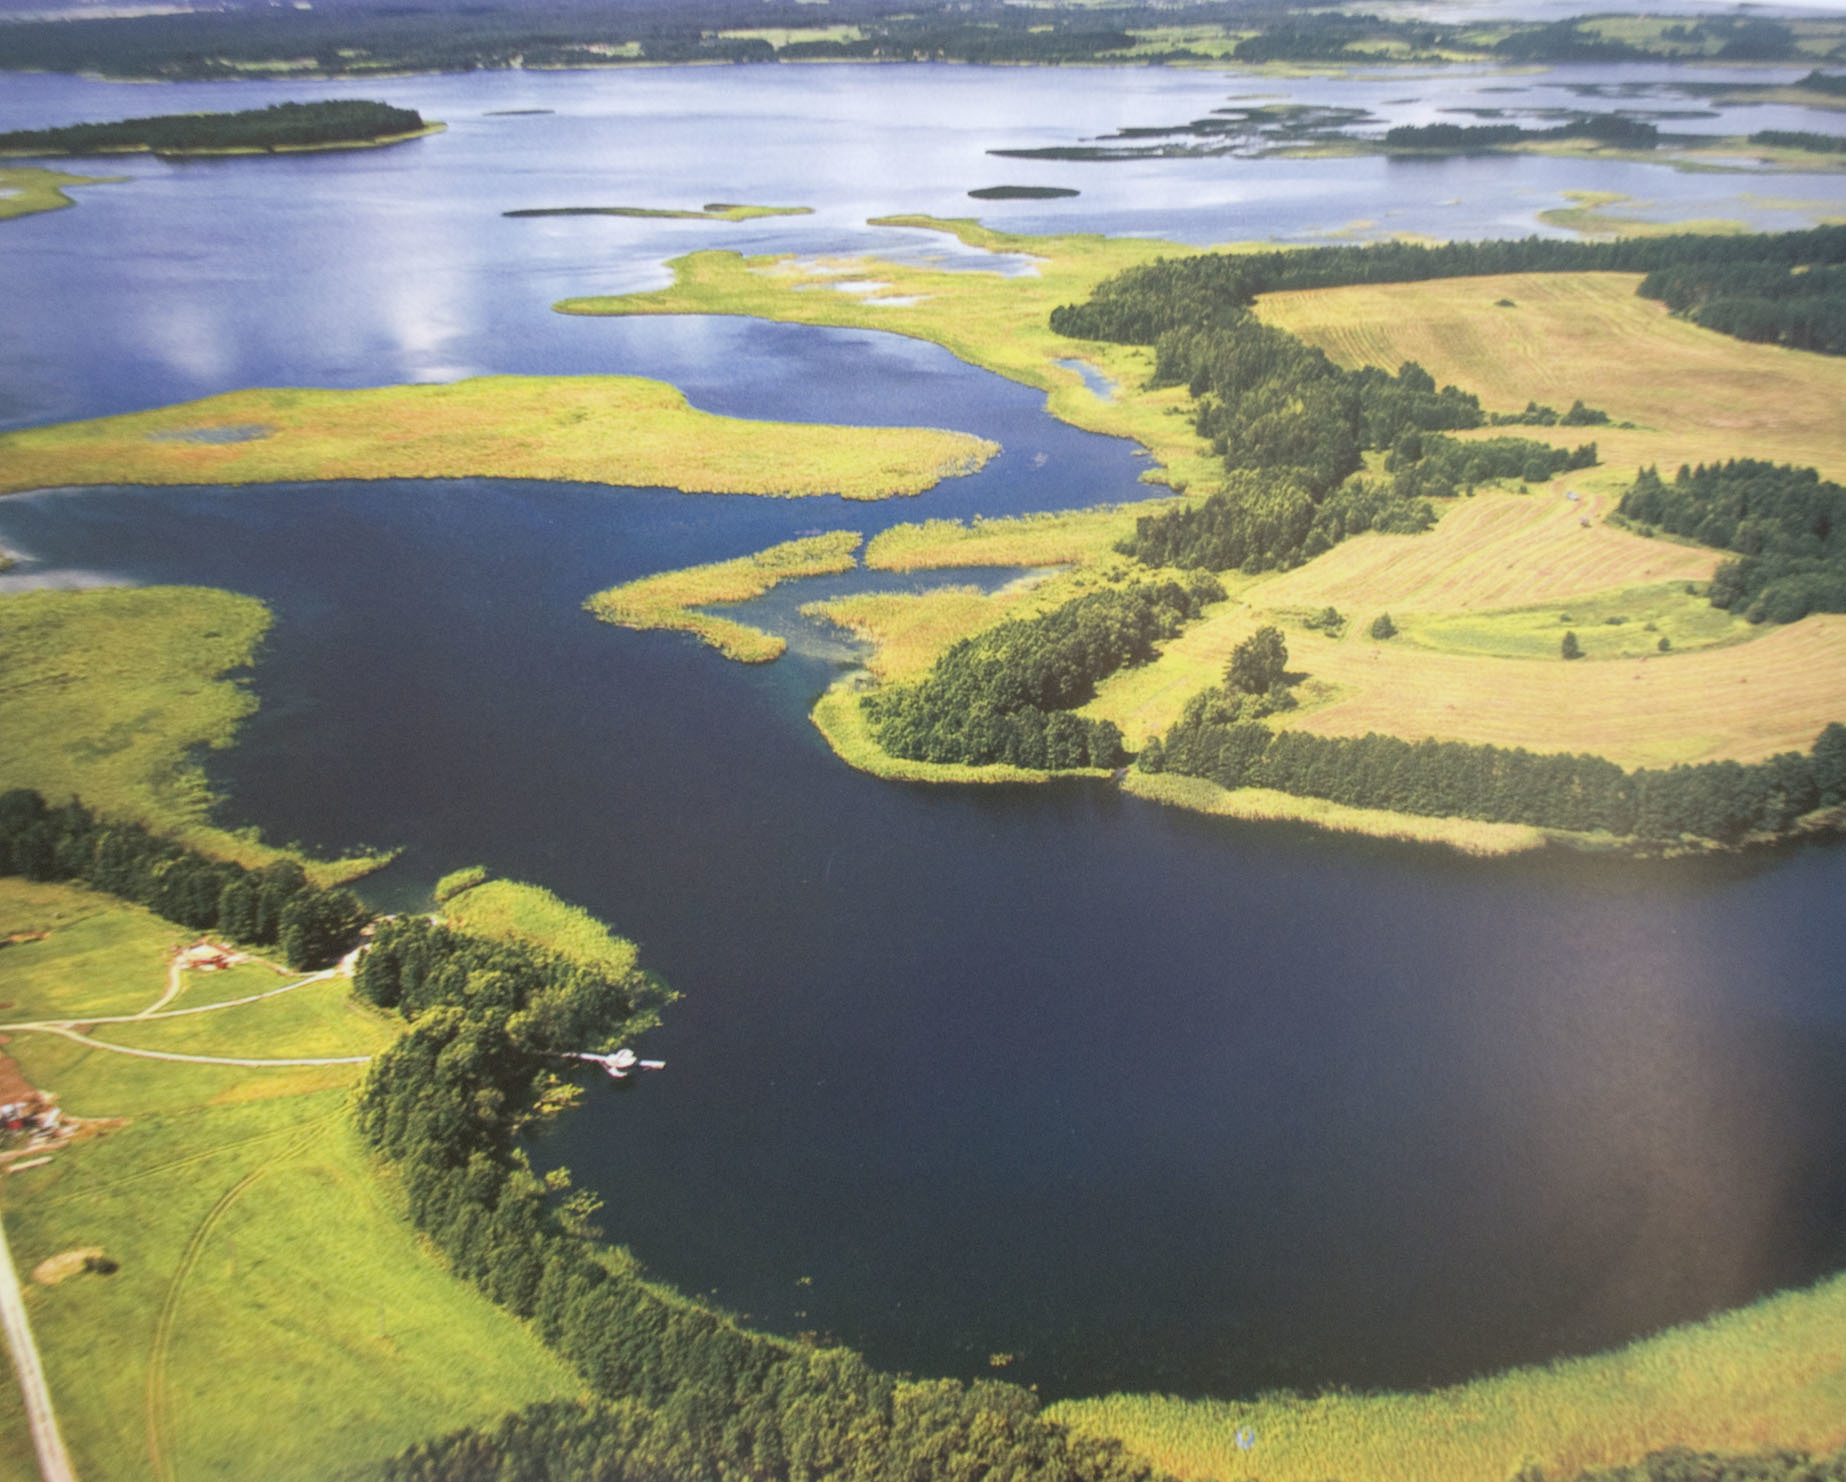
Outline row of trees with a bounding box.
[1141,709,1846,844]
[0,789,366,969]
[1382,115,1659,151]
[0,100,426,155]
[864,576,1223,769]
[1049,225,1846,346]
[1618,460,1846,623]
[353,915,1164,1482]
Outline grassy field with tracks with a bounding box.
[0,376,996,503]
[0,877,582,1482]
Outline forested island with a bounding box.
[0,100,435,156]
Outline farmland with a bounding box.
[0,877,582,1482]
[1253,272,1846,481]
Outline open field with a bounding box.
[0,585,385,884]
[586,531,861,662]
[1106,602,1846,770]
[554,219,1229,494]
[441,878,643,979]
[1253,272,1846,480]
[1048,1272,1846,1482]
[1253,488,1719,616]
[0,376,997,503]
[0,167,121,222]
[0,877,584,1482]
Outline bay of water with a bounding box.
[2,60,1844,1403]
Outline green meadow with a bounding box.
[0,878,583,1482]
[1393,580,1748,661]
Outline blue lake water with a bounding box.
[2,60,1844,1404]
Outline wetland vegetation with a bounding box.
[0,377,997,503]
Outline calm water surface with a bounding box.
[2,61,1844,1403]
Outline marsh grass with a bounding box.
[1120,770,1549,854]
[0,376,997,502]
[553,220,1221,490]
[441,878,642,979]
[0,585,384,882]
[586,531,861,661]
[1047,1272,1846,1482]
[803,586,1015,682]
[0,166,121,220]
[864,504,1159,572]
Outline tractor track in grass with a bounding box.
[143,1118,329,1482]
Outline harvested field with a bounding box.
[1093,608,1846,769]
[1254,489,1718,616]
[1254,272,1846,480]
[1296,616,1846,768]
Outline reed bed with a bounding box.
[586,532,861,662]
[0,377,997,501]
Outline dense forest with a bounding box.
[1636,260,1846,356]
[1382,115,1660,152]
[1543,1447,1846,1482]
[864,576,1222,768]
[1141,698,1846,843]
[0,789,367,969]
[0,100,427,155]
[1049,226,1846,348]
[1618,461,1846,623]
[351,914,1169,1482]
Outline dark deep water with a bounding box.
[4,469,1843,1402]
[3,58,1845,1406]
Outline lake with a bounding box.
[1,59,1844,1404]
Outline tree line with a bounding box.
[1049,225,1846,348]
[1636,260,1846,356]
[1618,460,1846,623]
[0,100,426,155]
[353,914,1166,1482]
[1383,115,1660,151]
[1140,707,1846,844]
[864,576,1223,770]
[0,789,366,969]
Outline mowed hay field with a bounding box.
[1254,272,1846,480]
[1256,487,1717,615]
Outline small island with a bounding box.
[0,100,440,158]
